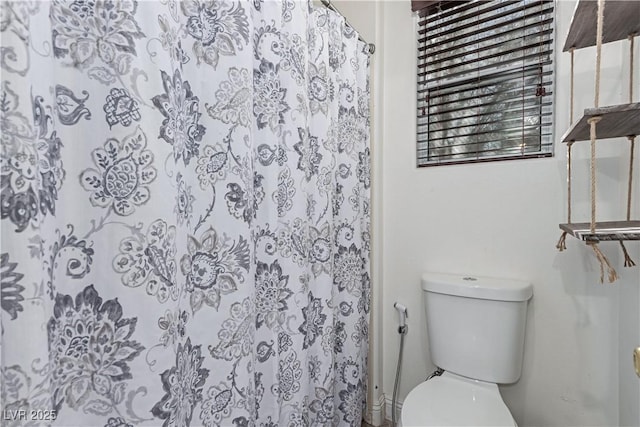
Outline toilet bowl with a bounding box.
[401,371,516,427]
[400,273,532,427]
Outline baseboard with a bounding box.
[384,395,403,423]
[364,393,387,426]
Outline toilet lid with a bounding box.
[401,372,515,427]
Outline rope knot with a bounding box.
[556,231,567,251]
[587,241,618,284]
[620,241,636,268]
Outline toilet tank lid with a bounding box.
[421,273,533,302]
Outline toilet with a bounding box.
[401,273,533,427]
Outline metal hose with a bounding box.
[392,325,407,426]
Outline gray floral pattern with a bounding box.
[55,84,92,125]
[104,88,140,128]
[294,127,323,181]
[80,126,156,216]
[308,61,334,115]
[1,85,65,231]
[105,417,134,427]
[1,2,370,426]
[181,0,250,69]
[206,67,252,127]
[334,244,363,294]
[158,309,189,348]
[0,253,24,320]
[0,2,40,76]
[357,148,371,189]
[334,106,366,156]
[51,0,144,70]
[299,292,327,349]
[196,145,229,189]
[113,219,177,302]
[209,297,253,361]
[180,228,250,312]
[254,59,290,132]
[310,386,337,425]
[275,351,302,401]
[200,383,233,426]
[152,69,206,165]
[151,338,209,426]
[175,172,195,226]
[309,223,332,276]
[47,285,144,412]
[225,164,265,223]
[255,260,292,329]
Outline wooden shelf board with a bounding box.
[563,0,640,52]
[562,103,640,143]
[560,221,640,242]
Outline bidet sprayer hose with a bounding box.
[391,324,407,426]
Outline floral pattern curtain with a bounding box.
[0,1,371,426]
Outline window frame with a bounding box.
[416,0,556,167]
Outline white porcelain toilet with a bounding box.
[401,273,533,427]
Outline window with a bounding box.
[416,0,555,166]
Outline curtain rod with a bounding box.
[319,0,376,54]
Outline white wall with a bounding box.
[335,0,639,425]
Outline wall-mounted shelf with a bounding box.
[557,0,639,282]
[562,103,640,143]
[563,0,640,52]
[560,221,640,243]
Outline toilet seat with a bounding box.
[401,371,516,427]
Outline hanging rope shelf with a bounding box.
[556,0,640,283]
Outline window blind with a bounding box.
[417,0,555,166]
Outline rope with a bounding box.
[587,242,618,284]
[587,0,604,234]
[630,35,635,103]
[556,142,574,252]
[556,231,567,251]
[567,142,573,223]
[628,136,635,221]
[618,36,636,270]
[621,136,637,268]
[570,48,575,124]
[620,241,637,267]
[588,117,601,232]
[557,47,576,253]
[594,0,605,108]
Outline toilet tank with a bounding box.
[422,273,533,384]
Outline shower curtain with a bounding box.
[0,1,371,426]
